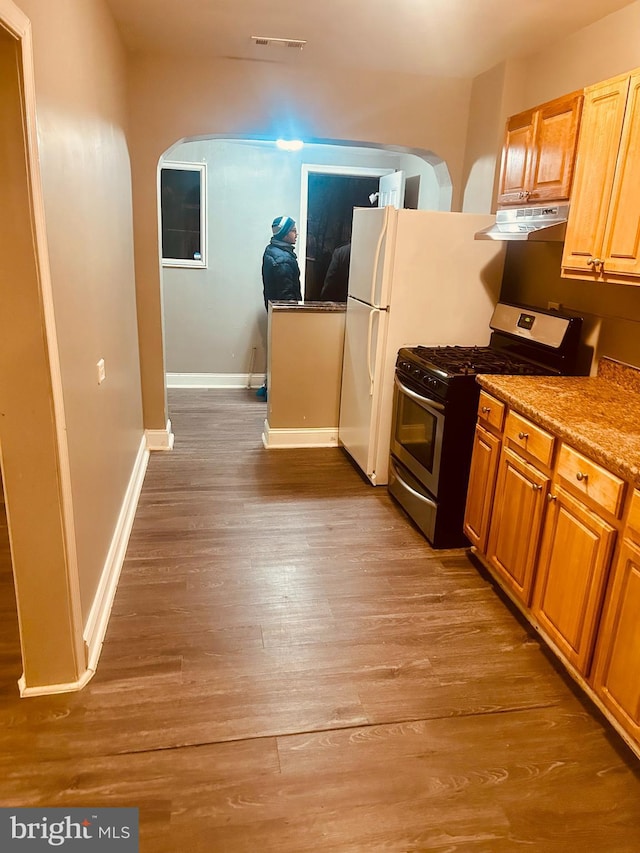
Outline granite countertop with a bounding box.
[269,300,346,313]
[477,357,640,486]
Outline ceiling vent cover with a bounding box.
[251,36,307,50]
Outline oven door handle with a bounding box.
[394,375,445,412]
[390,458,437,508]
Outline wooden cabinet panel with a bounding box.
[497,110,536,205]
[602,71,640,278]
[497,92,583,207]
[464,424,501,552]
[532,486,617,675]
[626,489,640,540]
[477,391,505,432]
[529,93,583,203]
[556,444,625,517]
[593,538,640,741]
[486,447,549,604]
[562,70,640,284]
[504,411,554,468]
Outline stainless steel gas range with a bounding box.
[388,302,584,549]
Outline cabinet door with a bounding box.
[497,109,536,205]
[486,447,549,605]
[593,538,640,742]
[528,92,583,203]
[562,75,629,276]
[463,424,501,553]
[532,486,616,675]
[602,71,640,279]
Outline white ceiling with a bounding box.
[104,0,635,78]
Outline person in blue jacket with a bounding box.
[257,216,302,398]
[261,215,301,308]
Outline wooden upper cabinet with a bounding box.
[562,69,640,283]
[497,91,583,206]
[497,109,536,205]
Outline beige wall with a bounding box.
[14,0,144,621]
[128,56,473,430]
[0,14,84,686]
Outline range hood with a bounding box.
[475,204,569,242]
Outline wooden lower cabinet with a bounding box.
[465,393,640,754]
[531,485,617,675]
[486,447,549,605]
[463,424,501,552]
[592,537,640,743]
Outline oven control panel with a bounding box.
[396,358,449,401]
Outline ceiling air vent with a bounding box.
[251,36,307,50]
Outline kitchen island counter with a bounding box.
[477,357,640,486]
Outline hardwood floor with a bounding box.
[1,389,640,851]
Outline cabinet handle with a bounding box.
[481,406,491,413]
[547,493,557,502]
[532,484,542,491]
[587,257,603,267]
[518,431,529,440]
[576,472,589,482]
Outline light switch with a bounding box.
[97,358,106,384]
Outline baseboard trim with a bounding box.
[166,373,265,389]
[18,435,150,697]
[145,418,175,451]
[18,667,95,698]
[84,435,150,671]
[262,419,340,449]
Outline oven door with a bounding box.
[390,374,445,498]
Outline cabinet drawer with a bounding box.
[505,411,554,467]
[557,444,625,517]
[477,392,505,431]
[625,489,640,539]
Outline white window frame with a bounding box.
[158,161,207,269]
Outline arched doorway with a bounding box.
[158,136,452,392]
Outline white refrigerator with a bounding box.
[338,207,506,485]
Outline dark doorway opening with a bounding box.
[305,174,380,301]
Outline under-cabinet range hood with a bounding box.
[475,204,569,241]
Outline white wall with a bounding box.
[162,139,443,378]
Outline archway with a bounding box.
[158,136,452,392]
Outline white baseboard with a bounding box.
[19,434,150,697]
[166,373,265,389]
[83,435,149,672]
[19,668,95,698]
[262,419,340,449]
[145,418,174,451]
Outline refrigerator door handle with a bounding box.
[370,207,389,307]
[366,308,377,396]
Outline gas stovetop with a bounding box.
[405,344,552,378]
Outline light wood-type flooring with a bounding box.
[1,389,640,851]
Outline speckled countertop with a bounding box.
[269,300,346,313]
[477,357,640,486]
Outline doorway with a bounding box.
[304,173,381,301]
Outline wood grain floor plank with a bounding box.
[1,390,639,852]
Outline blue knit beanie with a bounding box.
[272,216,295,240]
